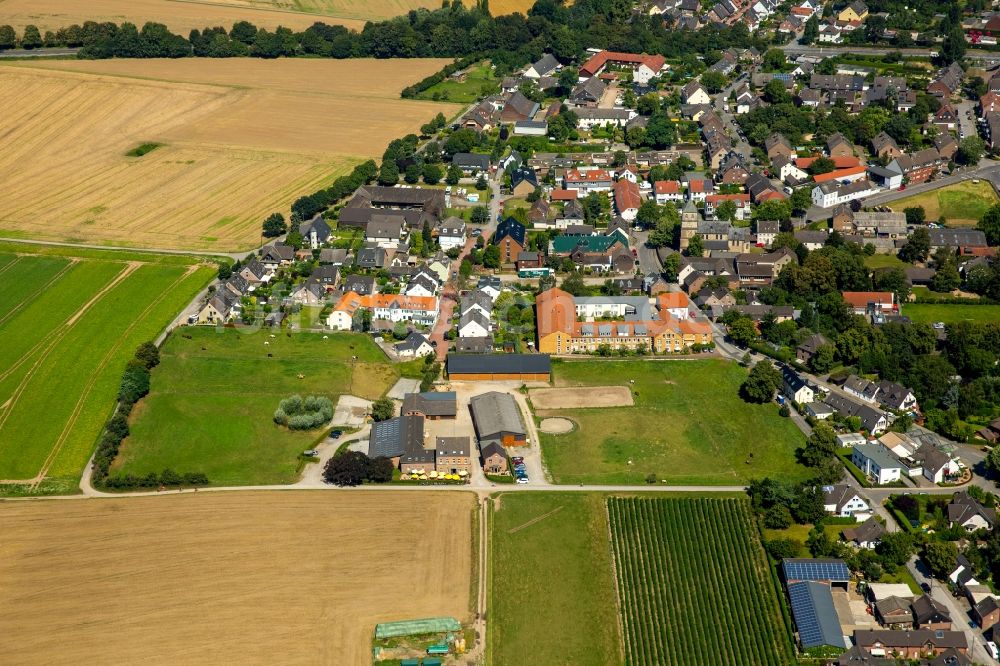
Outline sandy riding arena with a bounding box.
[539,418,576,434]
[0,491,474,665]
[529,386,635,410]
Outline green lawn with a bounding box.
[903,303,1000,324]
[116,328,400,486]
[864,254,907,270]
[415,62,499,104]
[488,492,622,666]
[535,359,810,485]
[890,180,999,226]
[764,523,846,557]
[0,251,214,491]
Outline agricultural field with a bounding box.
[115,327,405,486]
[607,497,795,666]
[0,59,460,251]
[488,492,623,666]
[903,302,1000,324]
[889,180,999,227]
[0,0,536,33]
[0,491,474,665]
[0,244,215,494]
[535,359,810,485]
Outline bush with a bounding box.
[765,538,801,560]
[273,394,334,430]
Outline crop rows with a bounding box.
[607,497,794,666]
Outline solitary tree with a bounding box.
[740,360,782,403]
[262,212,287,238]
[323,450,370,486]
[371,397,394,422]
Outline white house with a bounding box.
[782,367,815,405]
[394,331,434,358]
[682,80,712,105]
[476,276,503,301]
[458,309,491,338]
[574,108,638,130]
[812,179,879,208]
[852,443,903,485]
[435,217,467,251]
[404,274,438,298]
[654,180,683,204]
[822,484,871,520]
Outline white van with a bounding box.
[988,641,999,660]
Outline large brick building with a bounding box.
[534,288,712,355]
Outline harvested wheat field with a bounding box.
[0,491,474,665]
[207,0,539,19]
[0,0,363,33]
[529,386,635,410]
[0,59,459,251]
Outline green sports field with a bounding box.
[0,246,214,494]
[903,302,1000,324]
[890,180,999,226]
[535,359,810,485]
[114,328,405,486]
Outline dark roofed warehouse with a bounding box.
[447,354,551,381]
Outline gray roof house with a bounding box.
[453,152,491,173]
[369,415,425,459]
[401,391,458,419]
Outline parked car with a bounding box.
[511,456,524,464]
[516,476,529,484]
[988,641,999,660]
[330,429,343,439]
[303,449,319,457]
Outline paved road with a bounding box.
[782,43,1000,65]
[713,76,753,163]
[0,47,80,58]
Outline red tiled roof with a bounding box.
[813,165,868,183]
[551,189,578,201]
[842,291,894,308]
[654,180,681,194]
[566,169,612,183]
[613,179,642,212]
[580,50,667,77]
[706,193,750,204]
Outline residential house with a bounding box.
[928,228,989,253]
[481,441,509,475]
[197,289,238,324]
[510,167,538,198]
[435,437,471,475]
[564,168,614,194]
[934,133,959,161]
[395,332,434,358]
[570,77,606,107]
[261,243,294,267]
[973,596,1000,634]
[461,289,494,319]
[831,393,889,434]
[342,274,376,296]
[365,218,406,249]
[797,333,830,365]
[327,292,438,330]
[911,595,952,630]
[435,217,467,250]
[877,380,917,412]
[756,220,779,247]
[654,180,684,204]
[556,200,585,228]
[885,148,945,184]
[456,336,493,354]
[766,133,794,162]
[524,53,559,79]
[927,62,964,98]
[842,517,886,549]
[705,194,751,221]
[853,630,967,659]
[682,80,712,105]
[574,108,637,129]
[476,276,503,301]
[823,484,871,519]
[844,374,881,404]
[837,0,868,21]
[493,218,526,264]
[852,443,902,484]
[948,492,996,531]
[827,132,855,158]
[500,91,540,123]
[613,179,642,221]
[299,215,332,249]
[452,152,491,175]
[842,291,896,315]
[458,309,492,339]
[811,179,879,208]
[527,199,550,227]
[871,132,903,160]
[782,366,815,404]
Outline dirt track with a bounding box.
[529,386,634,410]
[0,492,474,665]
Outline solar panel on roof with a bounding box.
[782,559,850,582]
[787,582,845,648]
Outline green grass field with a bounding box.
[864,254,907,270]
[488,492,623,666]
[535,360,810,485]
[115,328,401,485]
[608,497,794,665]
[415,62,499,104]
[0,249,214,491]
[890,180,999,226]
[903,302,1000,324]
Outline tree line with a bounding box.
[0,0,765,68]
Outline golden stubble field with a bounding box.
[0,58,460,251]
[0,491,474,665]
[0,0,537,32]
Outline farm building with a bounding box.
[401,392,457,420]
[782,559,850,589]
[369,415,426,467]
[446,354,551,381]
[469,392,527,447]
[787,581,847,649]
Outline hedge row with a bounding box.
[400,55,482,99]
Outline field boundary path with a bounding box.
[0,236,245,260]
